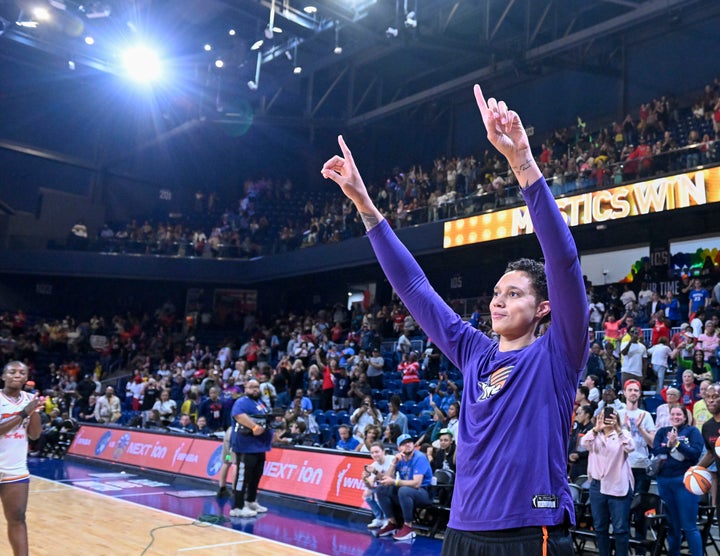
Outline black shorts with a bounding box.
[441,524,574,556]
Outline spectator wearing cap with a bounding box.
[416,382,441,417]
[670,323,695,359]
[375,433,434,541]
[618,378,657,547]
[367,348,385,390]
[432,428,456,473]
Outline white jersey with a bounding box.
[0,391,33,481]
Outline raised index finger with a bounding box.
[473,84,490,122]
[338,134,354,164]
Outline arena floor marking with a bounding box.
[0,476,325,556]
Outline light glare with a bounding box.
[84,36,95,45]
[32,7,51,21]
[122,46,162,82]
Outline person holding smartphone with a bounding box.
[652,406,704,555]
[350,396,383,441]
[580,406,635,556]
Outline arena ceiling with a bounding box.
[1,0,716,132]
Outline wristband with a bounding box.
[395,478,400,487]
[19,409,28,420]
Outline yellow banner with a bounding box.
[443,167,720,249]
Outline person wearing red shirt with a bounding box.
[650,315,671,346]
[320,356,338,411]
[398,352,421,402]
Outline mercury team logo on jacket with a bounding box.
[477,365,514,401]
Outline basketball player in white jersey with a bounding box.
[1,361,42,556]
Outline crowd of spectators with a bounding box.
[3,255,719,538]
[6,76,720,540]
[58,78,720,260]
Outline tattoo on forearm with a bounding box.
[512,159,534,172]
[360,211,380,231]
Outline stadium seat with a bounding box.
[409,418,424,434]
[324,410,338,427]
[401,401,416,414]
[319,425,333,446]
[642,395,664,417]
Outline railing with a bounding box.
[23,142,720,259]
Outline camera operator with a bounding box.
[229,379,273,518]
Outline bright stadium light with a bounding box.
[32,7,51,21]
[121,45,162,82]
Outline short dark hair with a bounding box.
[505,258,548,301]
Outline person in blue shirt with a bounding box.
[335,424,360,451]
[688,278,710,319]
[229,379,273,518]
[652,405,704,556]
[375,433,434,541]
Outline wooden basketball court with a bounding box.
[0,476,322,555]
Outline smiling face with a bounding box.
[490,271,549,340]
[669,406,686,427]
[369,445,385,463]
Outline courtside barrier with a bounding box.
[68,425,372,508]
